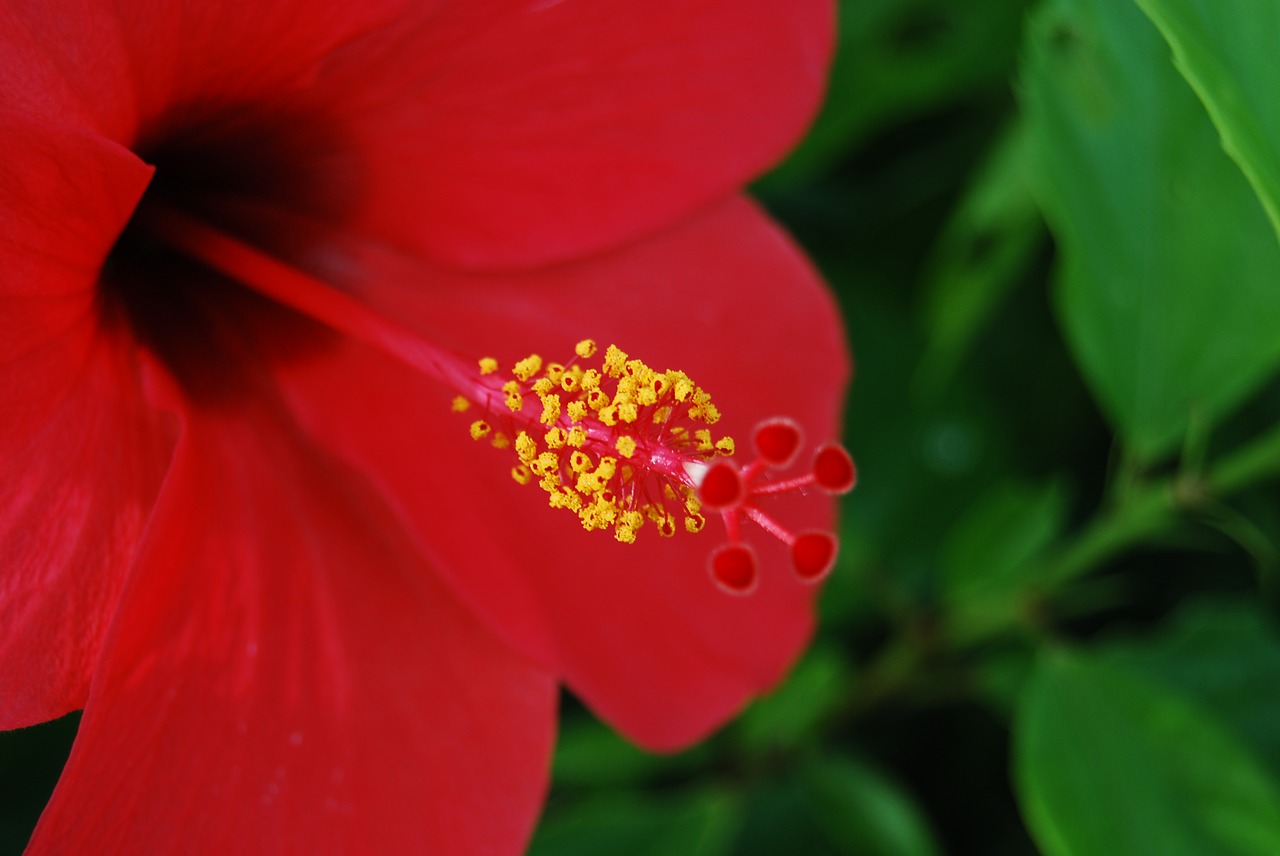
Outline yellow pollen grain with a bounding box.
[513,354,543,382]
[511,464,532,485]
[469,420,491,440]
[532,451,560,477]
[652,406,672,424]
[685,513,705,533]
[545,363,565,383]
[479,357,498,375]
[566,426,586,448]
[540,393,562,426]
[669,372,694,402]
[616,401,639,423]
[575,339,597,358]
[603,345,628,377]
[560,373,579,393]
[587,389,609,411]
[567,401,587,422]
[715,437,735,456]
[694,429,713,451]
[544,427,567,449]
[491,432,511,450]
[531,378,554,395]
[501,379,523,412]
[580,369,602,391]
[515,431,537,463]
[569,450,592,473]
[615,436,638,458]
[451,396,471,413]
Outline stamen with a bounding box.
[129,205,855,594]
[455,342,733,544]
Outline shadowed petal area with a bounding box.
[253,197,850,748]
[311,0,833,269]
[27,361,557,855]
[0,117,171,728]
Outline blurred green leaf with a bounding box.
[917,121,1046,393]
[730,779,844,856]
[1020,0,1280,461]
[801,755,943,856]
[528,788,740,856]
[1014,650,1280,856]
[1100,597,1280,780]
[735,646,853,756]
[1136,0,1280,241]
[940,478,1067,642]
[942,479,1066,600]
[763,0,1032,190]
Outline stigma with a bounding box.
[455,340,856,596]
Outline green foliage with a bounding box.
[1021,0,1280,462]
[800,756,943,856]
[1015,651,1280,856]
[1135,0,1280,241]
[528,788,741,856]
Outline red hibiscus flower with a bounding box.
[1,1,849,853]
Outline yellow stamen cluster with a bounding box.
[458,341,731,543]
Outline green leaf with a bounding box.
[1100,597,1280,781]
[734,646,853,756]
[942,479,1066,600]
[1135,0,1280,242]
[1020,0,1280,461]
[528,788,740,856]
[1015,650,1280,856]
[940,478,1067,641]
[762,0,1032,190]
[917,121,1047,393]
[801,756,943,856]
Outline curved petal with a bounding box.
[0,116,170,728]
[0,0,406,140]
[254,196,850,748]
[28,354,556,855]
[308,0,834,269]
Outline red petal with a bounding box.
[252,196,849,748]
[310,0,834,268]
[28,365,555,855]
[0,118,171,728]
[1,0,405,139]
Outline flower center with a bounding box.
[102,102,358,401]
